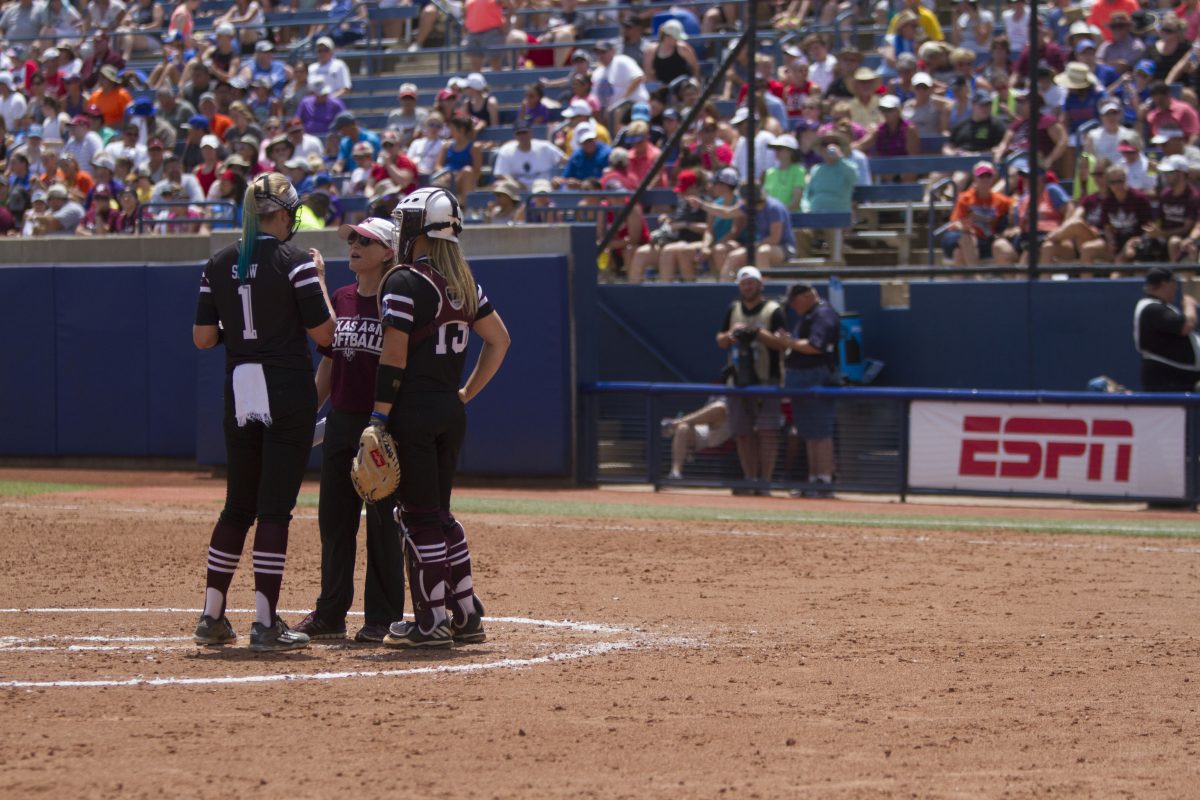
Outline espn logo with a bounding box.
[958,416,1132,482]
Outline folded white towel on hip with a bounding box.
[232,363,272,427]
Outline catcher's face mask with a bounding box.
[391,206,425,264]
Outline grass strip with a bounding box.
[297,492,1200,539]
[0,480,103,497]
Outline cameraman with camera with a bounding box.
[716,266,789,496]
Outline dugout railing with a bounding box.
[580,382,1200,506]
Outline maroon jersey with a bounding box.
[1157,185,1200,232]
[1080,192,1105,229]
[1099,189,1154,238]
[319,284,384,414]
[379,257,494,394]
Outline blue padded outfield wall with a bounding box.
[0,253,578,476]
[596,280,1150,392]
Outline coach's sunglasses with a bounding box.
[346,232,382,246]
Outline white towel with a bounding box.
[232,363,272,427]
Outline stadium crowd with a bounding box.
[2,0,1200,277]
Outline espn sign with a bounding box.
[909,401,1186,499]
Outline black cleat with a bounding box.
[353,622,391,643]
[452,598,487,644]
[249,618,310,652]
[293,611,346,640]
[193,615,236,646]
[382,619,452,649]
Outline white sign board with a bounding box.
[908,401,1187,499]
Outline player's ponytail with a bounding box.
[427,239,478,318]
[236,181,259,283]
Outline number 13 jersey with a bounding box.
[194,235,331,373]
[380,258,494,394]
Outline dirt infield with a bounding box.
[1,468,1198,799]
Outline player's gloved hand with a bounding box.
[350,412,401,503]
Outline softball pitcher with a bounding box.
[192,172,334,653]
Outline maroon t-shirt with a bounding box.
[1158,185,1200,232]
[1080,192,1105,228]
[1099,189,1154,238]
[1007,114,1058,157]
[319,284,384,414]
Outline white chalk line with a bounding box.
[0,607,691,689]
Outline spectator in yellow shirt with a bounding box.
[886,0,945,42]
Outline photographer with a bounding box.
[780,284,840,498]
[716,266,788,496]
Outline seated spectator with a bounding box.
[56,153,95,203]
[283,157,314,195]
[661,398,731,481]
[880,10,922,72]
[592,39,650,126]
[888,54,920,105]
[407,113,447,178]
[596,183,648,278]
[731,106,777,183]
[294,188,332,230]
[333,111,380,174]
[518,82,554,128]
[1080,163,1153,265]
[433,116,482,198]
[154,151,204,203]
[88,65,132,127]
[993,89,1068,177]
[763,134,806,211]
[511,10,577,69]
[698,167,742,278]
[28,182,84,235]
[941,162,1016,267]
[1145,81,1200,144]
[1000,159,1075,265]
[901,72,948,137]
[310,37,353,98]
[888,0,944,42]
[1115,141,1153,192]
[690,116,734,171]
[348,141,374,194]
[462,72,499,132]
[80,33,126,92]
[81,182,120,235]
[296,78,346,138]
[493,123,565,188]
[284,116,324,162]
[114,186,144,233]
[954,0,995,56]
[628,168,708,283]
[1127,155,1200,263]
[561,127,611,187]
[643,19,699,87]
[105,123,149,170]
[18,189,46,236]
[919,41,955,86]
[1056,62,1107,175]
[1097,12,1144,72]
[623,121,666,187]
[723,184,796,272]
[801,35,839,95]
[613,102,664,149]
[1085,99,1141,162]
[801,131,858,214]
[846,67,883,128]
[1072,37,1119,91]
[386,83,428,146]
[485,179,525,224]
[373,129,419,195]
[858,94,918,161]
[558,99,611,153]
[599,147,637,191]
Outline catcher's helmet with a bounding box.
[393,186,462,242]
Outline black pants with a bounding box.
[390,391,467,512]
[1142,360,1200,393]
[314,409,406,627]
[221,366,316,526]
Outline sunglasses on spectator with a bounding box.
[347,232,382,246]
[1108,178,1126,184]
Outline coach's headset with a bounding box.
[253,173,302,241]
[390,187,463,264]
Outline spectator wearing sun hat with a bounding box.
[847,67,883,127]
[87,65,132,127]
[1097,11,1145,69]
[762,134,806,211]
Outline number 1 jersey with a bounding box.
[195,235,331,373]
[380,259,494,394]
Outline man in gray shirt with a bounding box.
[31,184,84,235]
[0,0,45,42]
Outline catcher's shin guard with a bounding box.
[442,512,478,624]
[401,509,449,633]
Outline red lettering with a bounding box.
[1005,418,1088,436]
[1000,440,1041,478]
[964,416,1001,433]
[1115,444,1131,482]
[959,439,999,476]
[1092,419,1133,437]
[1043,441,1088,478]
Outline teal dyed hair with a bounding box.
[235,181,259,283]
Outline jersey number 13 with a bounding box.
[435,322,469,355]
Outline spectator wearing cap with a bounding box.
[953,0,995,56]
[150,29,190,89]
[372,129,419,195]
[333,111,380,174]
[462,72,499,131]
[886,0,944,42]
[1085,98,1141,163]
[992,89,1068,176]
[282,156,314,195]
[143,138,166,182]
[1130,154,1200,263]
[386,83,428,144]
[763,134,806,211]
[240,40,291,96]
[212,0,264,52]
[198,93,233,139]
[493,123,565,187]
[283,116,324,163]
[155,149,204,202]
[941,161,1016,267]
[1134,267,1200,392]
[731,106,777,183]
[560,126,611,188]
[347,140,376,194]
[592,39,649,124]
[0,73,26,132]
[1079,163,1153,265]
[858,94,918,163]
[296,77,346,137]
[178,114,209,170]
[29,183,85,235]
[310,37,352,98]
[724,184,796,272]
[782,59,816,122]
[87,153,123,201]
[79,32,127,92]
[644,19,699,87]
[999,158,1075,265]
[86,65,131,127]
[559,99,611,153]
[628,168,709,283]
[105,122,148,170]
[1146,82,1200,145]
[846,67,883,128]
[1088,0,1140,42]
[690,117,733,173]
[81,181,120,235]
[14,125,46,168]
[463,0,508,73]
[612,101,665,148]
[61,114,104,170]
[696,167,741,276]
[904,72,951,137]
[1114,140,1152,192]
[1153,125,1200,166]
[200,22,243,83]
[432,116,481,197]
[1072,37,1119,90]
[619,16,647,62]
[190,133,224,196]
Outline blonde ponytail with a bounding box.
[427,239,478,317]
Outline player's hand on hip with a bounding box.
[458,388,469,405]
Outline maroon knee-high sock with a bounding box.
[203,518,251,619]
[251,521,289,627]
[443,512,477,624]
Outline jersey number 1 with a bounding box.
[237,284,258,340]
[435,322,469,354]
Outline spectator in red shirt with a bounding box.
[371,130,419,195]
[690,116,734,170]
[1146,82,1200,144]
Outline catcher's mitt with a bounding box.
[350,420,400,503]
